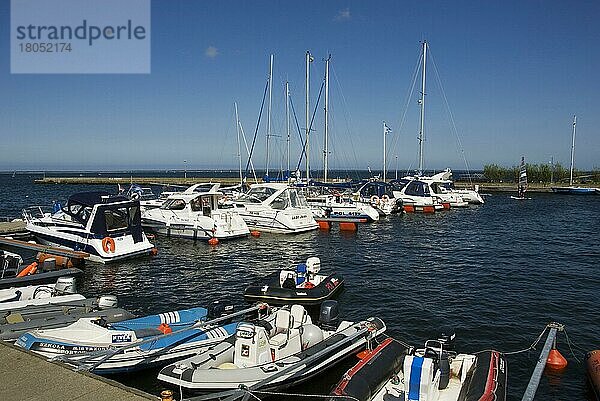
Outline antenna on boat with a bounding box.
[418,41,428,176]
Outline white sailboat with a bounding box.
[510,156,531,200]
[551,116,597,194]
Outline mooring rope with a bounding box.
[474,324,548,356]
[249,389,360,401]
[563,327,582,363]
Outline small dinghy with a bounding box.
[0,250,82,290]
[0,295,134,341]
[15,302,256,374]
[158,301,386,394]
[244,257,344,306]
[331,331,507,401]
[0,277,84,312]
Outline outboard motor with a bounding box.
[96,295,118,309]
[54,277,76,294]
[438,327,456,352]
[425,339,451,390]
[319,300,340,330]
[207,300,234,320]
[306,257,321,278]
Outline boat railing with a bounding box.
[21,206,52,222]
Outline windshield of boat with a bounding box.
[64,203,93,225]
[289,189,308,208]
[238,187,277,203]
[161,199,187,210]
[404,181,431,197]
[104,207,130,231]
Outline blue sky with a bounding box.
[1,0,599,172]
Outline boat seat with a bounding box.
[269,309,292,347]
[290,305,307,329]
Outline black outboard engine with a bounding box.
[438,348,450,390]
[207,300,235,320]
[438,327,456,352]
[319,300,340,330]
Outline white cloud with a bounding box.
[334,8,351,21]
[205,46,219,58]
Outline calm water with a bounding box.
[1,173,599,400]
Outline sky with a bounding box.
[1,0,599,173]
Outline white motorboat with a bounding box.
[23,192,155,263]
[158,301,386,394]
[235,183,318,234]
[141,183,249,240]
[307,191,380,222]
[353,181,402,216]
[0,277,83,312]
[390,179,443,213]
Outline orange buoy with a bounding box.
[423,205,435,214]
[38,252,77,268]
[586,350,600,398]
[160,390,174,401]
[208,237,219,245]
[546,348,568,371]
[318,221,331,230]
[442,202,451,210]
[339,222,358,231]
[404,204,415,213]
[250,230,261,237]
[149,247,159,256]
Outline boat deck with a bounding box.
[0,341,156,400]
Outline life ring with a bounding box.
[17,262,38,277]
[370,195,380,205]
[381,194,390,202]
[102,237,116,253]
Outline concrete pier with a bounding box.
[0,341,156,401]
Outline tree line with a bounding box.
[483,163,600,184]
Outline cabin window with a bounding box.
[239,187,277,203]
[104,208,128,231]
[271,193,289,210]
[190,198,202,212]
[404,181,431,197]
[162,199,186,210]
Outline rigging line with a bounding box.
[475,325,549,356]
[244,79,269,179]
[330,64,361,176]
[429,50,474,185]
[388,49,422,170]
[563,328,582,363]
[290,95,308,173]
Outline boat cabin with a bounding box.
[237,184,310,210]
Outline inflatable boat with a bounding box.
[331,331,507,401]
[0,250,82,290]
[158,301,386,394]
[0,295,133,341]
[16,305,237,374]
[0,277,84,312]
[244,257,344,306]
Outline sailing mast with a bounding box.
[383,121,387,181]
[234,102,243,186]
[569,115,576,186]
[305,51,312,181]
[417,41,428,176]
[285,81,290,179]
[265,54,274,177]
[323,55,330,182]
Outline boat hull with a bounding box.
[551,186,597,194]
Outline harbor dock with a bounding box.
[0,341,156,401]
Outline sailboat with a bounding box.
[551,116,596,194]
[510,157,531,200]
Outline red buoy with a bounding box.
[149,247,158,256]
[546,348,568,371]
[318,221,331,230]
[250,230,261,237]
[208,238,219,246]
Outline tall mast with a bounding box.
[285,81,290,178]
[383,121,387,181]
[323,55,331,182]
[266,54,274,177]
[418,41,427,176]
[305,51,312,181]
[569,115,576,186]
[234,102,243,185]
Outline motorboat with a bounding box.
[235,183,318,234]
[244,257,344,306]
[390,179,443,213]
[0,277,83,312]
[353,181,402,216]
[141,183,249,241]
[15,303,241,374]
[306,191,380,222]
[23,191,155,263]
[0,295,134,341]
[331,332,507,401]
[421,170,470,208]
[158,301,386,394]
[0,249,82,290]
